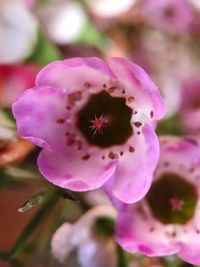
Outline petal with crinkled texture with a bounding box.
[111,124,159,203]
[12,86,68,152]
[36,57,116,93]
[108,57,166,121]
[38,149,116,191]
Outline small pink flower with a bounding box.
[141,0,194,35]
[13,57,165,203]
[115,136,200,265]
[51,205,117,267]
[0,64,39,107]
[181,77,200,134]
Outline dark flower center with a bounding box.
[146,173,198,224]
[76,91,133,148]
[191,96,200,109]
[163,6,175,19]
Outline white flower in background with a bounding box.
[0,0,37,64]
[85,0,136,18]
[37,0,87,45]
[189,0,200,10]
[51,205,117,267]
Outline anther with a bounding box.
[169,197,184,212]
[127,96,134,104]
[89,114,108,135]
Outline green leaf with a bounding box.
[8,191,59,260]
[156,114,183,136]
[117,245,128,267]
[78,21,109,52]
[26,31,62,65]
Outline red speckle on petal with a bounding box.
[134,121,142,128]
[150,110,154,118]
[109,152,118,160]
[108,86,116,94]
[84,82,91,88]
[129,146,135,153]
[82,154,90,160]
[56,118,65,124]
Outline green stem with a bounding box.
[8,191,59,261]
[117,245,129,267]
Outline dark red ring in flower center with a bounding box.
[146,173,198,225]
[76,91,133,148]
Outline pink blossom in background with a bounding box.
[115,136,200,265]
[140,0,194,35]
[180,77,200,135]
[51,205,117,267]
[0,64,39,107]
[13,57,165,204]
[85,0,136,18]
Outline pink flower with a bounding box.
[180,77,200,134]
[0,64,39,107]
[51,205,117,267]
[115,136,200,265]
[140,0,194,35]
[12,57,165,203]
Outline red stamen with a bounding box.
[169,197,184,212]
[89,114,108,135]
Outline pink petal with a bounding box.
[111,124,160,203]
[36,57,116,93]
[178,235,200,265]
[108,57,166,121]
[38,149,116,191]
[12,86,68,152]
[115,210,179,256]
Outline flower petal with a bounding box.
[115,210,179,256]
[78,236,117,267]
[108,57,166,120]
[51,223,73,263]
[51,205,117,263]
[36,57,116,93]
[178,235,200,265]
[12,86,68,152]
[38,149,116,191]
[111,124,159,203]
